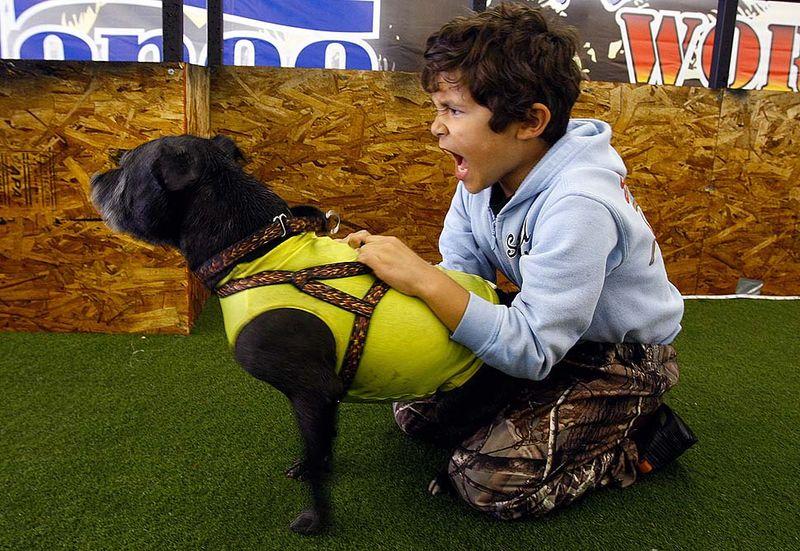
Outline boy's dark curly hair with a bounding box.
[421,2,583,145]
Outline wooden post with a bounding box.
[708,0,738,89]
[163,0,184,63]
[207,0,223,66]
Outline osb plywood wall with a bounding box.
[1,61,797,335]
[582,84,800,295]
[703,91,800,294]
[0,61,209,334]
[212,67,799,296]
[209,67,451,258]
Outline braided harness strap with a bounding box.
[195,213,390,396]
[195,213,328,287]
[217,262,390,392]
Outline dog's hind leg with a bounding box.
[287,391,339,534]
[285,454,331,480]
[234,308,343,534]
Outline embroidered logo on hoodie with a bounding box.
[506,223,531,258]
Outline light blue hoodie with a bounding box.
[439,118,684,381]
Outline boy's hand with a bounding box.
[338,230,373,250]
[337,230,470,331]
[338,231,434,297]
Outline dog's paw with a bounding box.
[285,459,308,481]
[427,470,454,497]
[285,457,332,481]
[289,509,324,535]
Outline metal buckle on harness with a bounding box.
[325,209,341,235]
[273,213,289,237]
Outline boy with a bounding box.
[342,2,696,519]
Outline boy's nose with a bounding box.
[430,118,448,138]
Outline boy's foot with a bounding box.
[635,404,698,473]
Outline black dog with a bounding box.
[90,134,518,534]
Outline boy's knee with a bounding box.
[447,447,551,520]
[448,445,623,520]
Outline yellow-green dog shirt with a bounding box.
[217,233,498,403]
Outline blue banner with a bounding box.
[0,0,476,71]
[0,0,388,67]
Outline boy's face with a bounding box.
[430,72,541,196]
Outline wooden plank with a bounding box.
[184,63,212,320]
[698,88,800,294]
[0,217,189,333]
[587,82,721,294]
[213,69,746,295]
[211,67,452,262]
[186,64,210,137]
[0,60,196,333]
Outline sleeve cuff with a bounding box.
[451,291,502,356]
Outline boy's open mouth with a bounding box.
[444,149,469,181]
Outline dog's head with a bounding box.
[90,134,247,246]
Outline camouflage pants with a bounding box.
[393,341,679,520]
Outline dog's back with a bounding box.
[218,232,499,402]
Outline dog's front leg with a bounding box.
[288,392,339,534]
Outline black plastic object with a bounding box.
[637,404,698,473]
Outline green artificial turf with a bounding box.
[1,298,799,550]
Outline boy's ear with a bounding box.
[517,103,552,140]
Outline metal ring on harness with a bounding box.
[273,213,289,237]
[325,210,341,235]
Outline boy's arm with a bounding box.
[438,182,497,282]
[353,194,621,381]
[341,181,493,328]
[450,195,620,381]
[352,235,470,332]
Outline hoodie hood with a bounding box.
[501,119,627,214]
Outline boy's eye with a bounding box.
[450,108,463,115]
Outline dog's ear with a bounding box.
[154,142,201,192]
[212,134,247,164]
